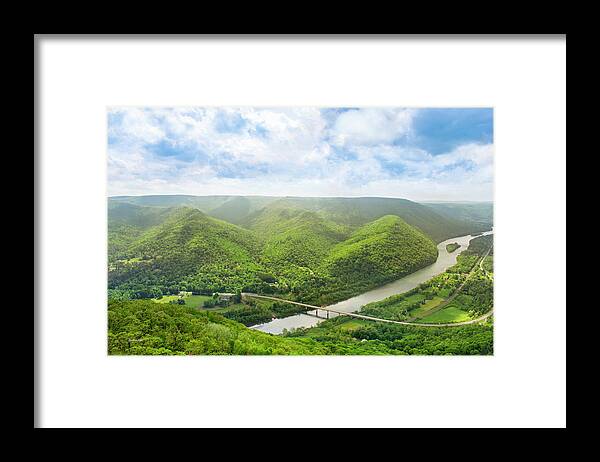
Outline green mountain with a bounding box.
[208,196,252,224]
[323,215,438,284]
[107,196,487,305]
[108,201,178,229]
[107,206,437,304]
[108,206,266,298]
[243,204,350,265]
[110,195,279,222]
[236,205,352,298]
[110,194,232,211]
[126,207,260,263]
[268,197,477,242]
[109,195,489,243]
[108,202,181,258]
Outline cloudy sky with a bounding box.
[108,107,493,201]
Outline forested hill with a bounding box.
[324,215,437,284]
[108,206,264,299]
[108,299,493,355]
[243,204,351,269]
[108,202,438,305]
[257,197,477,243]
[110,195,490,243]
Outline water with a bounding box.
[251,230,493,334]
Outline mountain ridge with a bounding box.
[108,201,443,304]
[109,195,490,243]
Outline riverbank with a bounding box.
[251,230,492,334]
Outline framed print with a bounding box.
[35,35,566,428]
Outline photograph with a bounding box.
[107,107,494,355]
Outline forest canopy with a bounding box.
[107,197,493,356]
[108,299,493,356]
[108,202,444,306]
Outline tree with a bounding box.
[233,290,242,304]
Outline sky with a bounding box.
[108,107,493,201]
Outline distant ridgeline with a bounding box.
[108,196,492,305]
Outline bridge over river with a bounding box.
[248,230,494,334]
[242,293,493,328]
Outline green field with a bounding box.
[418,305,472,323]
[337,319,371,331]
[184,295,213,308]
[360,293,427,321]
[409,296,445,318]
[152,293,213,309]
[152,295,180,304]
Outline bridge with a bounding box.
[241,293,493,327]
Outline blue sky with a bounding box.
[108,107,493,201]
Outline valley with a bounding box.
[252,230,493,333]
[107,195,493,355]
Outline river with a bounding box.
[251,230,493,334]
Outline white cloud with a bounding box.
[107,107,493,201]
[109,107,165,144]
[329,108,414,146]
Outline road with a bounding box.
[479,245,493,278]
[405,244,494,321]
[242,293,493,328]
